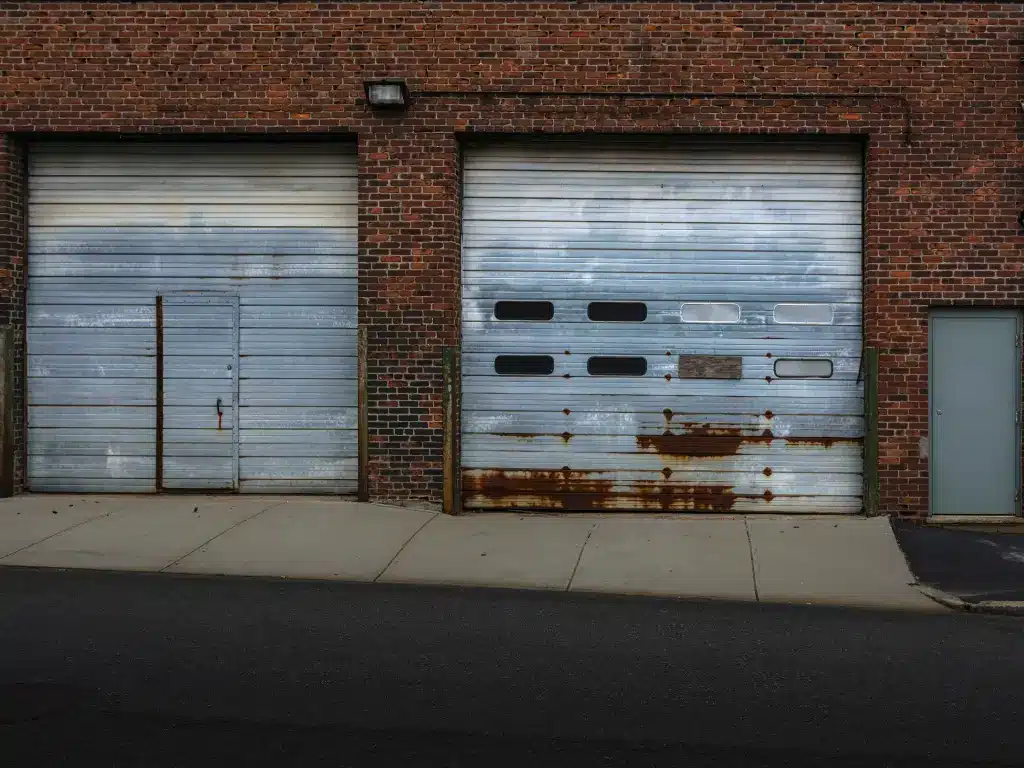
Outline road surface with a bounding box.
[1,567,1021,766]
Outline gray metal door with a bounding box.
[161,294,239,491]
[930,310,1021,516]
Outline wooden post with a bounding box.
[0,327,13,497]
[442,346,461,515]
[863,346,880,516]
[357,327,369,502]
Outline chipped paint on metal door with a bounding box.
[161,293,239,491]
[460,137,864,513]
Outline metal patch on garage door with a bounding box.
[678,355,742,380]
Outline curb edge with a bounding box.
[914,584,1024,616]
[914,584,967,611]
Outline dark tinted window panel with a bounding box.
[587,356,648,376]
[494,301,554,321]
[587,302,648,322]
[494,355,555,376]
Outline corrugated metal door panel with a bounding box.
[27,140,357,494]
[461,137,863,513]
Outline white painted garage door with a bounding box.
[27,140,357,493]
[461,137,864,512]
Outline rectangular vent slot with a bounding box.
[587,356,648,376]
[774,359,833,378]
[773,303,834,325]
[494,355,555,375]
[587,302,648,322]
[681,302,741,324]
[494,301,554,321]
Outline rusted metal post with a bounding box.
[0,327,14,497]
[442,346,461,515]
[155,296,164,492]
[863,346,880,516]
[357,326,369,502]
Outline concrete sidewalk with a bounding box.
[0,495,940,612]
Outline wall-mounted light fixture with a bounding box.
[364,80,409,109]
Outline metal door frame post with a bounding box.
[442,346,462,515]
[0,327,14,497]
[357,327,369,502]
[863,346,879,516]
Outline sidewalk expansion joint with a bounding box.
[566,522,598,592]
[159,500,288,572]
[373,511,439,582]
[0,509,118,561]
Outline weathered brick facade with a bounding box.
[0,2,1020,514]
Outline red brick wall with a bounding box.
[0,2,1020,512]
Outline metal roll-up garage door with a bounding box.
[27,140,357,493]
[461,137,864,513]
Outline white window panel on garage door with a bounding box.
[27,140,357,493]
[461,137,864,513]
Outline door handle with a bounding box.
[216,398,223,417]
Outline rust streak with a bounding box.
[633,483,737,511]
[637,433,744,457]
[782,436,848,448]
[470,469,615,511]
[678,422,743,437]
[465,470,738,512]
[637,429,857,457]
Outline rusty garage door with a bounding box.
[27,140,357,493]
[460,137,864,512]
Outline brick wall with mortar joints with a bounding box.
[0,2,1020,512]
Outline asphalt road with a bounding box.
[892,519,1024,604]
[1,567,1022,767]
